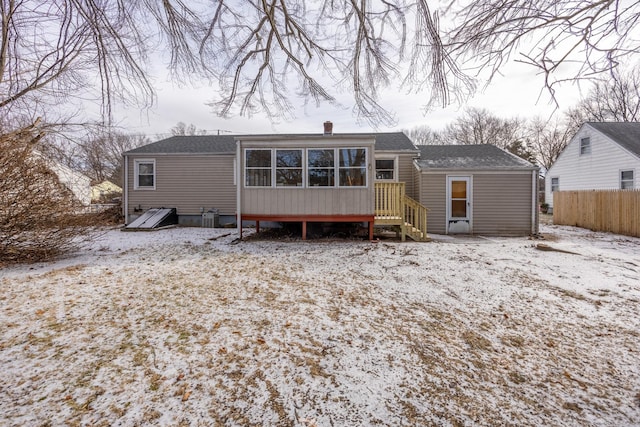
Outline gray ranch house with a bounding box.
[123,123,538,239]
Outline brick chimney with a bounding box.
[323,121,333,135]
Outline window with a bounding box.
[621,170,634,189]
[245,149,272,187]
[276,149,303,186]
[580,137,591,155]
[134,159,155,190]
[339,148,367,187]
[308,149,335,186]
[551,177,559,192]
[375,158,395,180]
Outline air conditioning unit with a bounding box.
[202,209,219,228]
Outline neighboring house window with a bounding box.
[551,177,559,192]
[375,158,395,180]
[621,170,634,189]
[275,149,303,187]
[308,149,335,186]
[245,149,272,187]
[580,137,591,155]
[134,159,155,190]
[339,148,367,187]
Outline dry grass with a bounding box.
[1,228,639,426]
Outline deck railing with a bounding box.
[374,182,405,222]
[374,182,429,241]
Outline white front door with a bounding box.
[447,176,472,234]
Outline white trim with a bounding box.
[243,146,370,189]
[374,155,398,181]
[620,169,635,189]
[236,141,242,237]
[244,148,273,188]
[133,159,156,190]
[531,170,538,235]
[446,175,472,234]
[123,155,129,224]
[580,136,591,155]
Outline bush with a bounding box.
[0,123,96,265]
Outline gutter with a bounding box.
[531,169,539,235]
[236,140,242,239]
[123,154,129,225]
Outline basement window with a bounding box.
[134,159,155,190]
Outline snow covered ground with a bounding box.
[1,224,639,426]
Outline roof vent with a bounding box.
[323,121,333,135]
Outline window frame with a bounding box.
[275,148,304,187]
[134,159,156,190]
[580,137,591,155]
[374,156,397,181]
[338,147,368,188]
[245,148,273,187]
[620,169,634,189]
[307,148,336,187]
[550,177,559,192]
[243,146,369,189]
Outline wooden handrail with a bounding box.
[375,182,429,241]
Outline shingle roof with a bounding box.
[124,135,237,154]
[415,144,537,170]
[586,122,640,158]
[123,132,417,154]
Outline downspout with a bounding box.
[236,140,242,239]
[531,169,538,235]
[123,154,129,225]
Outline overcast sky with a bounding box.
[115,53,584,139]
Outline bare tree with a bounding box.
[3,1,640,132]
[569,67,640,123]
[403,125,447,145]
[446,0,640,105]
[442,107,521,146]
[170,122,207,136]
[526,117,574,171]
[0,0,153,125]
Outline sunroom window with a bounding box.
[308,149,335,186]
[276,149,303,186]
[339,148,367,187]
[245,149,272,187]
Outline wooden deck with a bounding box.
[374,182,430,241]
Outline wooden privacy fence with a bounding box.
[553,190,640,237]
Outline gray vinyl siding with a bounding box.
[240,137,376,217]
[398,153,419,199]
[242,187,373,215]
[418,171,534,235]
[472,173,533,235]
[126,154,236,217]
[418,173,447,234]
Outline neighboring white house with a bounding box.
[32,151,92,206]
[545,122,640,211]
